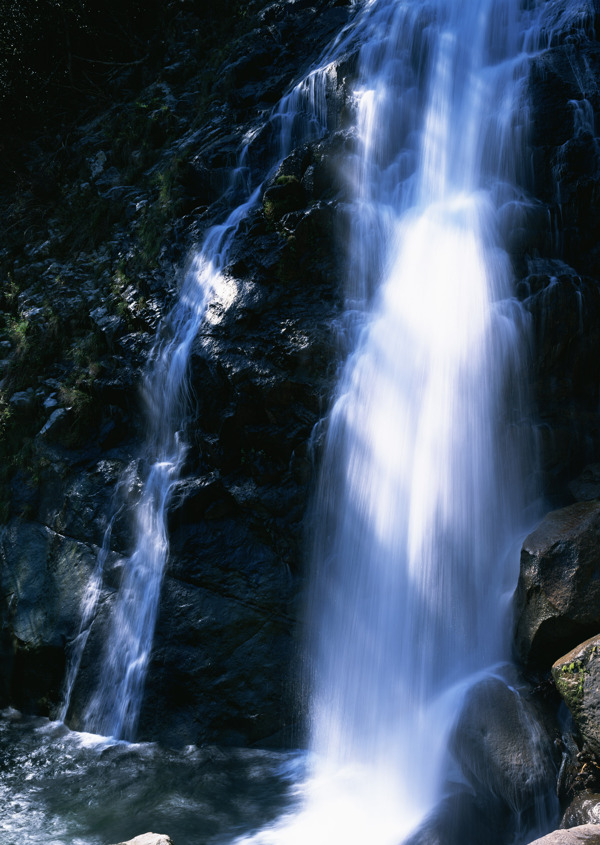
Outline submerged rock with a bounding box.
[513,501,600,671]
[552,635,600,760]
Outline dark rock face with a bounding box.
[513,501,600,671]
[521,18,600,504]
[0,521,99,714]
[0,0,599,765]
[0,0,357,746]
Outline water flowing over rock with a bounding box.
[513,501,600,671]
[562,791,600,828]
[450,676,558,818]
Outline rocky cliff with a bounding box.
[0,0,599,781]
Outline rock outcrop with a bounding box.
[553,636,600,760]
[527,825,600,845]
[513,501,600,672]
[0,0,599,767]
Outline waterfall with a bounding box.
[60,0,555,836]
[309,0,531,770]
[238,1,556,843]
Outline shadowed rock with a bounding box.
[513,501,600,671]
[450,676,558,817]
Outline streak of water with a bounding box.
[61,8,362,741]
[80,197,256,739]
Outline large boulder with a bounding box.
[403,789,508,845]
[552,635,600,759]
[527,824,600,844]
[406,674,558,845]
[513,501,600,671]
[449,676,558,815]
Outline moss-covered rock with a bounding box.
[553,635,600,760]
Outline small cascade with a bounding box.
[60,22,359,740]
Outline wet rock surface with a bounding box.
[450,677,558,808]
[513,501,600,672]
[522,15,600,503]
[561,790,600,829]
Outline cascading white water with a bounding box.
[310,0,532,766]
[238,1,553,844]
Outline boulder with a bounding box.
[450,676,558,815]
[513,501,600,671]
[527,824,600,844]
[569,465,600,503]
[403,788,508,845]
[553,635,600,759]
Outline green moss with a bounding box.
[275,174,300,186]
[553,658,589,714]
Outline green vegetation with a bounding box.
[553,657,590,713]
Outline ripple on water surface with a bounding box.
[0,711,302,845]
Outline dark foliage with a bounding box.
[0,0,164,124]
